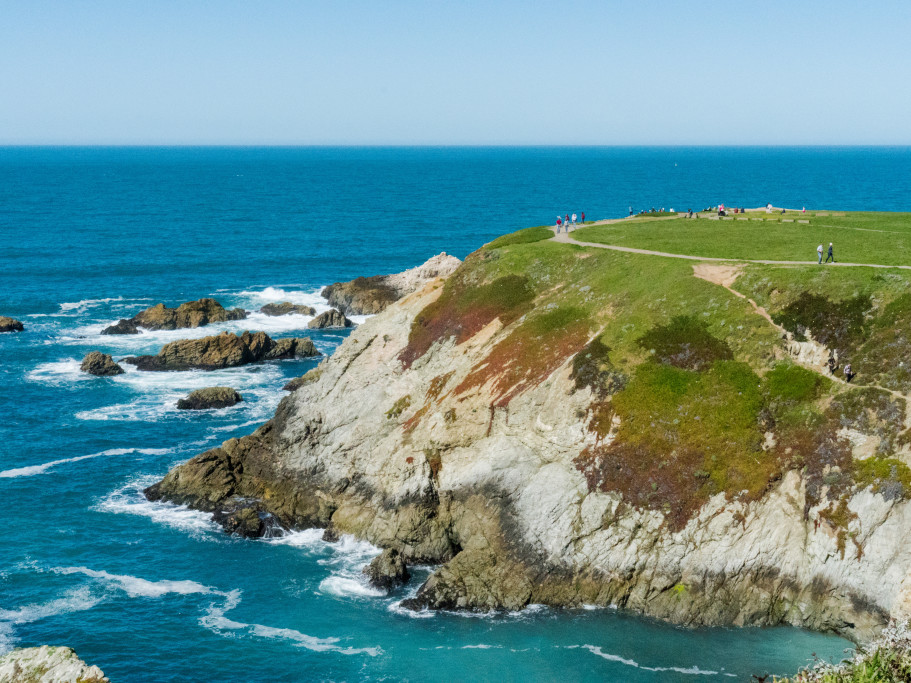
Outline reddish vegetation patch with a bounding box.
[403,404,429,434]
[455,306,592,406]
[399,273,535,369]
[427,371,455,402]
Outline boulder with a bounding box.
[124,331,320,371]
[102,298,246,334]
[260,302,316,317]
[0,646,108,683]
[0,316,24,333]
[80,351,124,376]
[363,548,410,591]
[177,387,243,410]
[321,252,461,315]
[101,318,139,335]
[308,310,354,329]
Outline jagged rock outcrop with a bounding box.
[363,548,410,591]
[0,316,24,333]
[124,332,319,371]
[102,298,246,334]
[0,645,108,683]
[259,302,316,317]
[321,253,461,315]
[147,237,911,643]
[177,387,243,410]
[80,351,124,376]
[307,310,354,329]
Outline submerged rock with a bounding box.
[177,387,243,410]
[123,331,319,371]
[321,252,461,315]
[0,316,24,333]
[0,645,108,683]
[363,548,410,591]
[307,310,354,329]
[102,298,246,334]
[80,351,124,376]
[259,302,316,317]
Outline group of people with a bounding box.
[826,356,855,383]
[817,243,836,264]
[555,212,584,232]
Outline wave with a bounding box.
[201,593,381,656]
[0,447,172,479]
[0,587,102,654]
[575,644,736,677]
[59,296,129,313]
[52,567,215,599]
[93,476,220,538]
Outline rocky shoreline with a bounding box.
[0,646,108,682]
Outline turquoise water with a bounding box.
[4,146,910,681]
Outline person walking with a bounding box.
[844,363,855,383]
[571,213,577,226]
[817,244,824,263]
[580,212,585,224]
[556,216,562,233]
[825,243,835,263]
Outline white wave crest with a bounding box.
[0,448,172,479]
[59,296,127,313]
[0,587,102,624]
[52,567,215,598]
[93,477,219,538]
[577,645,736,677]
[201,592,381,656]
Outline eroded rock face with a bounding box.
[177,387,243,410]
[307,310,354,329]
[146,259,911,642]
[0,645,108,683]
[102,298,246,334]
[0,316,24,333]
[260,302,316,317]
[80,351,124,376]
[124,332,319,371]
[321,253,461,315]
[363,548,410,591]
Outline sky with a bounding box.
[1,0,909,145]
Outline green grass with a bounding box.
[575,211,911,266]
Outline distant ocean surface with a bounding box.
[2,146,910,682]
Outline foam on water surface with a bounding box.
[0,448,172,479]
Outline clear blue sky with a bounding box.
[1,0,909,144]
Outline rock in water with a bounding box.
[101,318,139,335]
[307,310,354,329]
[321,252,461,315]
[177,387,243,410]
[101,298,246,334]
[259,302,316,316]
[0,645,108,682]
[123,331,319,371]
[363,548,410,591]
[0,316,24,333]
[80,351,125,376]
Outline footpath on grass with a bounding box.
[552,216,911,270]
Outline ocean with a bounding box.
[2,146,910,681]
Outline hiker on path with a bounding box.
[844,364,855,383]
[817,244,824,263]
[556,216,562,232]
[572,213,577,226]
[825,243,835,263]
[827,356,839,375]
[581,212,585,223]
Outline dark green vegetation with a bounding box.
[401,214,911,531]
[575,211,911,265]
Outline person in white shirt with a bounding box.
[817,244,824,264]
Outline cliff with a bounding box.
[147,219,911,641]
[0,646,108,682]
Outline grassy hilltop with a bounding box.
[405,211,911,539]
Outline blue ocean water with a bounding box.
[2,146,910,682]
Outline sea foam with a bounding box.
[0,448,172,479]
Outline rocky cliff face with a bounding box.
[0,646,108,683]
[148,230,911,642]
